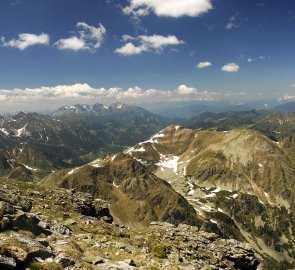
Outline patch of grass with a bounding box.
[29,260,63,270]
[147,236,169,259]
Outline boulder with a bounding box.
[54,253,75,267]
[0,234,54,263]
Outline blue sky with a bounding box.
[0,0,295,111]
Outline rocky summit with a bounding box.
[0,179,259,270]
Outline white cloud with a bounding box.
[225,14,239,30]
[123,0,213,18]
[115,42,145,56]
[279,94,295,102]
[221,63,240,72]
[196,61,212,69]
[1,33,49,50]
[177,85,196,94]
[115,34,184,56]
[55,21,106,51]
[290,84,295,87]
[0,83,246,112]
[247,58,253,63]
[55,37,87,51]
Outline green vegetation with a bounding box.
[29,260,63,270]
[262,259,295,270]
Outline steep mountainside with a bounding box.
[41,153,201,227]
[124,125,295,264]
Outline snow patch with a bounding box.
[210,219,218,224]
[212,187,221,193]
[157,156,179,173]
[68,168,79,175]
[113,181,119,188]
[125,146,146,154]
[133,147,146,152]
[16,123,28,137]
[187,183,195,196]
[90,159,103,168]
[24,165,38,172]
[200,205,213,212]
[0,128,9,136]
[205,193,216,198]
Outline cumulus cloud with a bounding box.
[122,0,213,18]
[115,34,184,56]
[221,63,240,72]
[55,37,86,51]
[177,85,196,94]
[55,21,106,51]
[196,61,212,69]
[1,33,49,50]
[0,83,246,112]
[279,94,295,102]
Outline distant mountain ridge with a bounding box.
[272,101,295,112]
[0,102,179,179]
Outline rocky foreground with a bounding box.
[0,179,260,270]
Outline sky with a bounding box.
[0,0,295,112]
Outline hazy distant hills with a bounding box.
[142,100,280,119]
[272,101,295,113]
[188,109,295,140]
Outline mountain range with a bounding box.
[1,102,295,269]
[0,103,177,179]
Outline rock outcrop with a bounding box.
[0,179,261,270]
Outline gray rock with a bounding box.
[93,257,105,265]
[0,201,15,215]
[0,216,11,230]
[0,234,54,263]
[0,255,16,269]
[54,254,75,267]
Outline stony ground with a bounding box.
[0,178,260,270]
